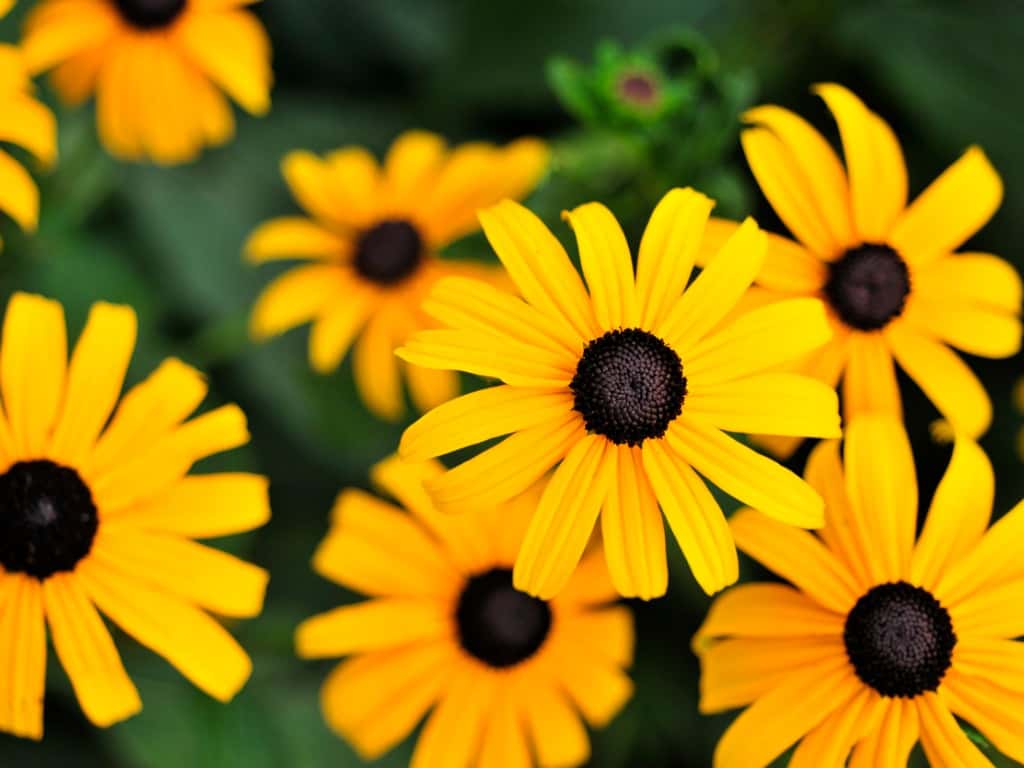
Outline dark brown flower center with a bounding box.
[0,460,99,579]
[113,0,187,29]
[571,328,686,446]
[354,220,424,286]
[825,244,911,331]
[844,582,956,698]
[456,568,552,668]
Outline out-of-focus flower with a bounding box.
[1016,378,1024,460]
[21,0,272,164]
[296,455,634,767]
[697,417,1024,767]
[399,188,840,600]
[0,293,270,739]
[0,44,56,251]
[701,83,1022,458]
[247,130,548,421]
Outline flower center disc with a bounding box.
[825,244,911,331]
[571,328,686,446]
[619,73,659,107]
[0,460,99,579]
[354,220,424,286]
[113,0,187,29]
[456,568,552,668]
[844,581,956,698]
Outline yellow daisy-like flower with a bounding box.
[0,292,270,739]
[702,83,1022,457]
[0,44,57,250]
[696,417,1024,768]
[399,188,841,600]
[21,0,272,164]
[296,455,634,767]
[246,130,549,421]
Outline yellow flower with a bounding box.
[702,83,1022,458]
[21,0,272,164]
[296,455,633,767]
[0,292,270,739]
[0,0,13,17]
[1016,378,1024,461]
[246,130,549,421]
[399,188,841,600]
[0,44,57,250]
[696,417,1024,768]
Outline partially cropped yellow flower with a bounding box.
[0,45,57,250]
[702,83,1022,457]
[247,131,549,421]
[0,292,270,739]
[399,188,841,601]
[296,456,633,768]
[22,0,272,164]
[1016,378,1024,461]
[697,417,1024,768]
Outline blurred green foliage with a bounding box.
[0,1,1022,766]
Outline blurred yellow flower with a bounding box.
[1016,377,1024,460]
[21,0,272,164]
[0,0,13,17]
[247,130,548,421]
[702,83,1022,457]
[400,188,840,601]
[697,417,1024,767]
[0,44,57,250]
[0,293,270,739]
[296,455,633,767]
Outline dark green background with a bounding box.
[0,0,1022,765]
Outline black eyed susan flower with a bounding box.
[296,455,634,767]
[21,0,272,164]
[0,44,57,250]
[246,131,549,421]
[701,83,1022,458]
[0,292,269,739]
[398,188,841,601]
[696,416,1024,768]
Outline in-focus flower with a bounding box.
[0,44,57,251]
[399,188,841,600]
[702,83,1022,457]
[246,130,548,421]
[296,455,633,767]
[0,293,270,739]
[21,0,272,164]
[696,417,1024,767]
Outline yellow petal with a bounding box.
[295,598,449,658]
[22,0,118,74]
[478,688,531,768]
[642,440,737,595]
[250,264,348,340]
[322,147,384,229]
[553,549,620,609]
[668,415,825,528]
[563,201,637,330]
[745,101,855,247]
[601,444,668,600]
[729,508,859,613]
[410,661,497,768]
[353,311,404,421]
[685,372,841,438]
[657,217,766,353]
[478,200,597,342]
[0,574,46,740]
[886,319,992,438]
[244,217,348,263]
[917,692,991,768]
[911,437,993,588]
[935,499,1024,606]
[50,46,105,108]
[0,94,58,167]
[308,282,376,373]
[400,384,573,461]
[405,363,459,414]
[523,681,591,767]
[0,148,39,232]
[942,670,1024,766]
[890,147,1003,265]
[812,83,907,243]
[847,697,919,768]
[42,574,141,728]
[174,8,271,115]
[789,687,884,768]
[383,130,447,210]
[948,577,1024,640]
[740,126,841,257]
[514,435,612,599]
[92,525,268,618]
[913,252,1023,315]
[49,302,137,466]
[636,188,714,330]
[904,294,1021,359]
[544,631,633,727]
[843,416,918,584]
[78,557,252,703]
[1,292,66,457]
[842,330,902,422]
[95,38,143,160]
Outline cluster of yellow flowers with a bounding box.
[0,2,1022,767]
